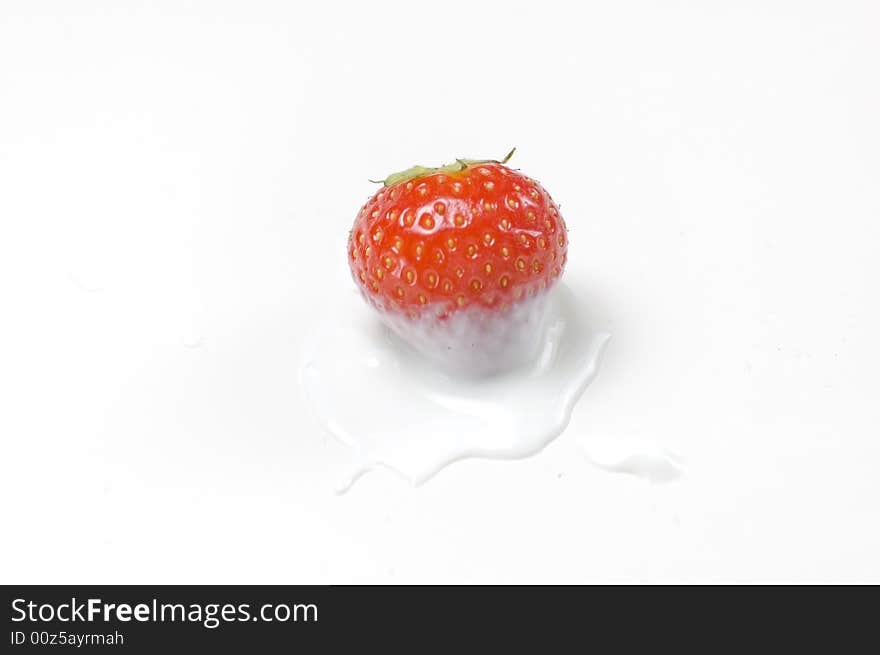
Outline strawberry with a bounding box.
[348,149,568,375]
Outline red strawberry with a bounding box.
[348,150,568,375]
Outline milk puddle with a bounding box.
[580,436,684,484]
[300,283,610,492]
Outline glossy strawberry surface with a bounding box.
[348,160,567,318]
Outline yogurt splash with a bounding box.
[580,436,684,483]
[300,283,610,492]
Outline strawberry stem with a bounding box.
[374,148,516,187]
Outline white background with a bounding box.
[2,1,878,583]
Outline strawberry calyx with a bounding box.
[372,148,516,188]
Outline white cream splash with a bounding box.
[300,283,610,492]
